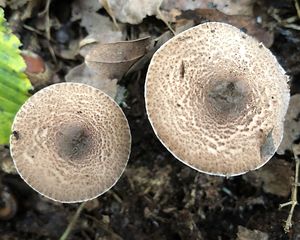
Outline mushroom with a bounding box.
[10,82,131,202]
[145,22,290,176]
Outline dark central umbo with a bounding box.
[56,124,92,160]
[207,80,248,116]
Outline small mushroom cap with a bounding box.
[145,22,290,176]
[10,83,131,202]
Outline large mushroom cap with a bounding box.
[10,83,131,202]
[145,22,290,176]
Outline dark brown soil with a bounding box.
[1,0,300,239]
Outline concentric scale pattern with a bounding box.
[145,22,290,176]
[10,83,131,202]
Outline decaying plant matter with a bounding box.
[1,0,300,239]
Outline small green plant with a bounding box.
[0,8,32,145]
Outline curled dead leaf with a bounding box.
[65,63,119,99]
[67,37,151,102]
[126,21,194,76]
[85,37,151,77]
[87,61,138,81]
[85,37,151,63]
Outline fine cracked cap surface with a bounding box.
[10,82,131,202]
[145,22,290,176]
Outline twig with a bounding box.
[22,24,56,43]
[111,191,123,203]
[101,0,120,31]
[281,24,300,31]
[269,7,300,31]
[279,144,300,232]
[38,0,51,40]
[60,202,87,240]
[156,0,176,36]
[38,0,57,63]
[295,0,300,18]
[156,9,176,36]
[23,24,46,36]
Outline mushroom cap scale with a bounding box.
[10,82,131,202]
[145,22,290,176]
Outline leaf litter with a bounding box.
[66,37,151,100]
[1,0,300,239]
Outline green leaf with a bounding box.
[0,8,32,145]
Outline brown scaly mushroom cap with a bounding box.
[10,83,131,202]
[145,22,290,176]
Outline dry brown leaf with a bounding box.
[81,13,123,39]
[79,41,99,58]
[67,37,150,102]
[71,0,102,21]
[236,226,269,240]
[76,13,125,60]
[86,37,151,63]
[125,20,198,76]
[107,0,162,24]
[243,159,293,197]
[87,61,137,81]
[162,0,254,16]
[106,0,254,24]
[179,8,274,47]
[161,0,206,11]
[85,37,151,76]
[125,31,174,76]
[277,94,300,154]
[72,0,123,48]
[65,63,119,99]
[80,13,124,52]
